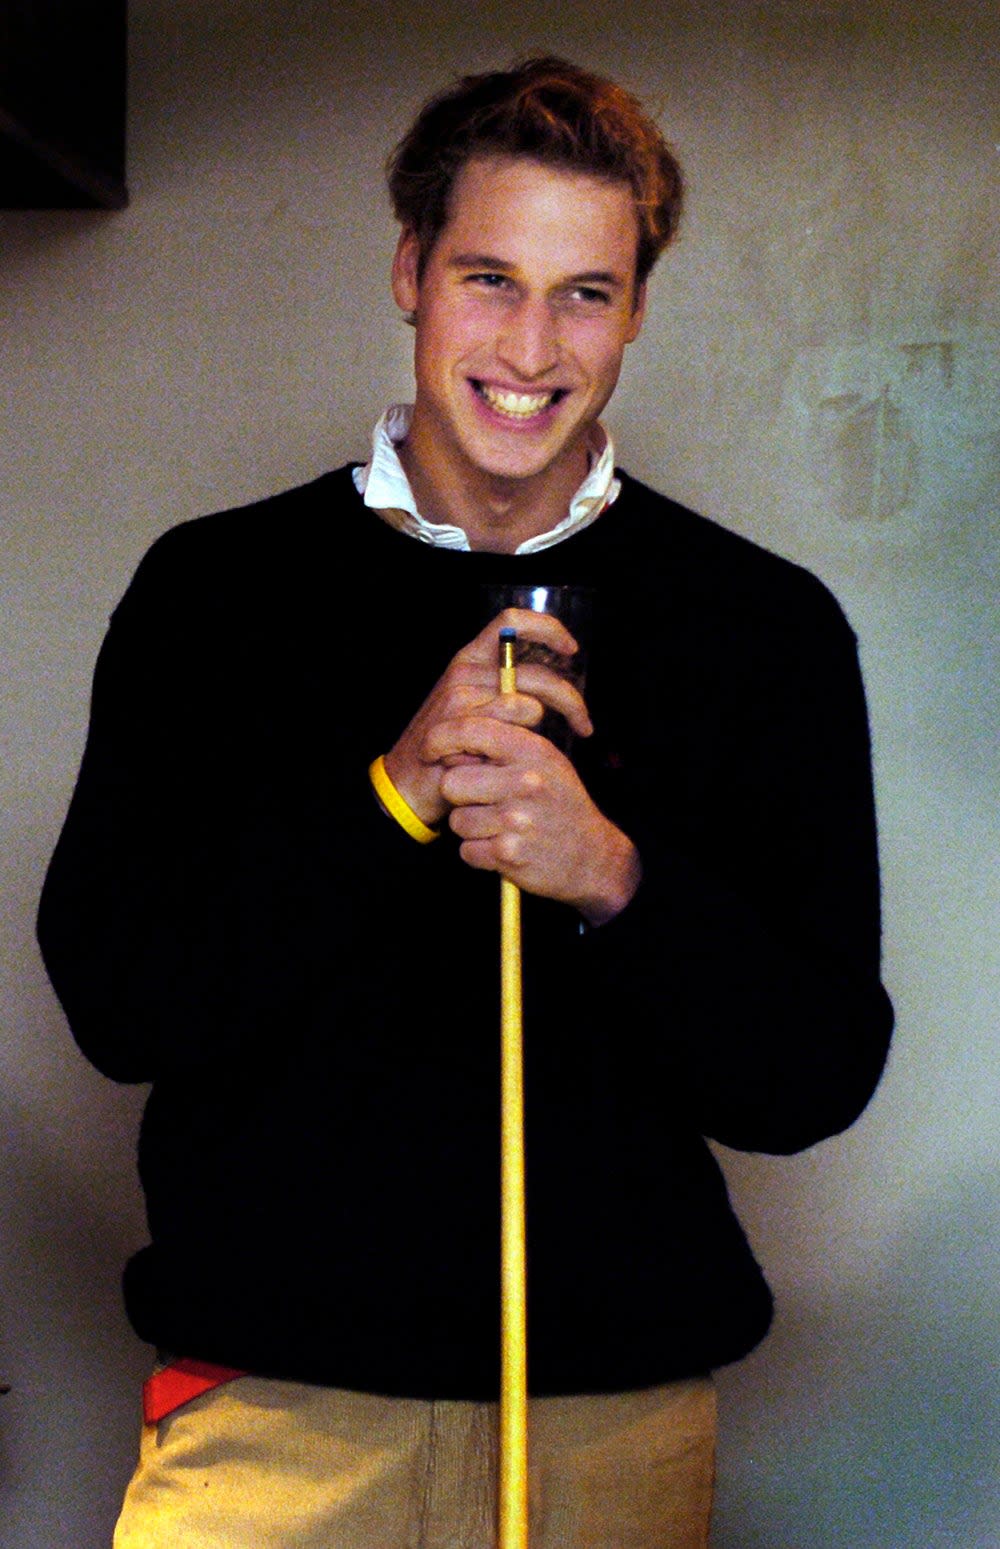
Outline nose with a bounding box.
[495,298,560,381]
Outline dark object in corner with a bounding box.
[0,0,127,209]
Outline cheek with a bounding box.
[563,315,632,374]
[415,321,494,393]
[577,338,628,388]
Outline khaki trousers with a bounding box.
[114,1374,716,1548]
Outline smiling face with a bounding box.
[391,155,646,536]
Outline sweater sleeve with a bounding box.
[575,572,893,1155]
[36,523,446,1083]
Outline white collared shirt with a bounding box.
[352,403,620,554]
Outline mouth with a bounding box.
[472,381,567,421]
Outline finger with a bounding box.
[434,664,575,735]
[454,837,502,874]
[443,668,590,741]
[453,678,591,741]
[439,758,526,808]
[474,690,545,730]
[458,607,579,667]
[424,715,539,769]
[422,707,539,773]
[448,802,504,840]
[448,615,592,736]
[500,662,593,738]
[436,672,519,719]
[456,833,523,874]
[440,752,488,768]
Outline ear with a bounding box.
[391,228,421,316]
[625,279,647,344]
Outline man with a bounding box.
[38,57,893,1548]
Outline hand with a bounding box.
[384,609,592,830]
[427,717,642,926]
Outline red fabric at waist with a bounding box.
[143,1357,248,1424]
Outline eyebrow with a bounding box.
[448,253,516,271]
[568,270,626,290]
[448,254,627,289]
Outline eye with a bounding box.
[467,271,513,291]
[570,285,612,306]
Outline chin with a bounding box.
[467,446,564,484]
[460,421,585,484]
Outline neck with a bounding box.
[397,426,590,555]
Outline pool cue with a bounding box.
[498,626,529,1549]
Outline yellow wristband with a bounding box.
[368,755,440,845]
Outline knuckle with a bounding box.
[497,832,521,864]
[452,684,479,713]
[513,694,543,727]
[447,660,480,691]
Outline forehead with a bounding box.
[436,155,640,279]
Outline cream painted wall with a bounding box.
[2,2,997,1543]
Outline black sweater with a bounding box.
[37,466,893,1398]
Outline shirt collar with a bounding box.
[352,403,620,554]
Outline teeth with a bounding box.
[478,383,556,418]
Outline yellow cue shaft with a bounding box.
[498,628,529,1549]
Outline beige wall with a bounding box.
[2,2,997,1542]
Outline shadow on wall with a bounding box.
[0,1020,149,1540]
[716,1169,1000,1549]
